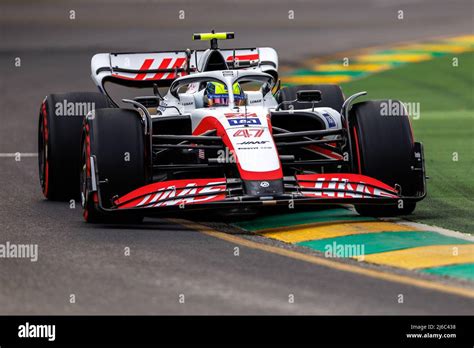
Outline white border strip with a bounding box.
[396,220,474,242]
[348,205,474,241]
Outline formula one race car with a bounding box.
[38,32,426,222]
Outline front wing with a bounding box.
[92,172,426,216]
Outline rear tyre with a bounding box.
[350,100,416,216]
[81,108,147,223]
[276,84,345,111]
[38,92,111,200]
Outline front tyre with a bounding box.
[350,100,417,216]
[81,108,147,223]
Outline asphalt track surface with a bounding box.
[1,0,473,314]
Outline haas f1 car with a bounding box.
[38,32,426,222]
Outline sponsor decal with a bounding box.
[158,101,168,113]
[228,118,261,126]
[237,141,269,145]
[149,182,225,207]
[113,57,187,81]
[226,53,259,63]
[136,57,185,80]
[322,112,336,128]
[198,149,205,160]
[115,179,226,208]
[298,176,398,199]
[232,129,264,138]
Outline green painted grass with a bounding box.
[341,52,474,233]
[297,231,471,255]
[340,51,474,111]
[232,208,374,231]
[422,263,474,281]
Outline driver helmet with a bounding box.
[205,81,245,106]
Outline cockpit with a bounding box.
[167,70,275,112]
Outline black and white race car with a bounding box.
[38,32,426,222]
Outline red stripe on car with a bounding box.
[226,54,259,62]
[305,144,343,160]
[166,57,187,79]
[147,58,173,80]
[352,127,362,174]
[135,59,154,80]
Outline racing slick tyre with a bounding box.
[276,84,345,111]
[350,100,416,217]
[81,108,147,223]
[38,92,111,200]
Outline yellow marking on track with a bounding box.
[282,75,352,84]
[395,44,471,53]
[169,219,474,299]
[312,63,391,72]
[260,221,415,243]
[363,244,474,270]
[356,53,432,63]
[283,34,474,78]
[444,35,474,44]
[254,219,370,234]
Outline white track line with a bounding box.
[396,220,474,241]
[0,153,38,157]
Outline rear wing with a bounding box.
[91,47,278,91]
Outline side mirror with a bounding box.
[297,90,322,103]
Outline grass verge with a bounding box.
[341,52,474,233]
